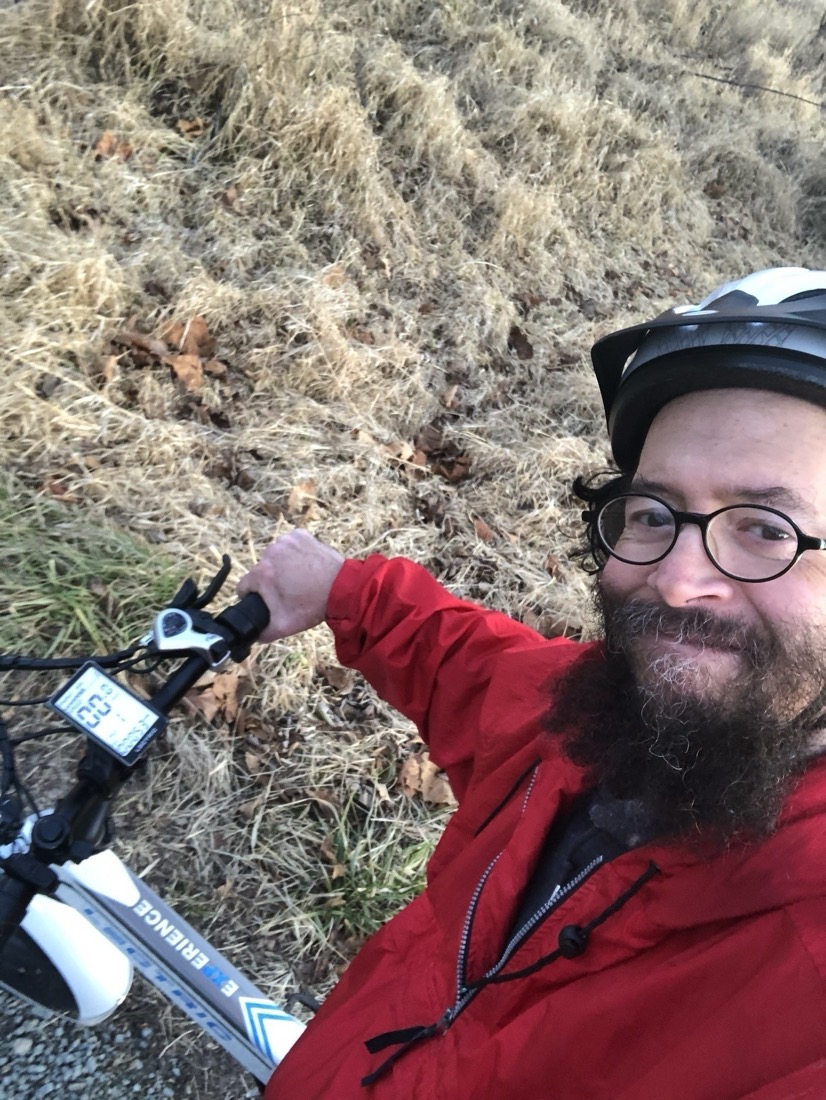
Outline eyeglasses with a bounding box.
[594,493,826,582]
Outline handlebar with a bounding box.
[151,591,269,711]
[0,589,271,947]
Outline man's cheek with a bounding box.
[599,559,642,600]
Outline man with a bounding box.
[239,267,826,1098]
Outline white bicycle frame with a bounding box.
[2,844,305,1084]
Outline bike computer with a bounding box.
[49,663,167,765]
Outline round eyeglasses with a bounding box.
[594,494,826,582]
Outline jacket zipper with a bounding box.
[449,805,605,1025]
[454,852,502,998]
[453,765,539,1000]
[361,851,657,1086]
[485,854,604,977]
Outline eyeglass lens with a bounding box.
[597,495,799,581]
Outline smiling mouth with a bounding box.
[648,631,742,654]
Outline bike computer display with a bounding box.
[49,662,167,765]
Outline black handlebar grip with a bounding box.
[216,592,270,660]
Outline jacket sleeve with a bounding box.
[325,554,559,801]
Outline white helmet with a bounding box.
[591,267,826,469]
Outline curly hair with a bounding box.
[570,469,632,573]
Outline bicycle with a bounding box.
[0,556,307,1086]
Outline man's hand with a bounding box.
[236,529,345,643]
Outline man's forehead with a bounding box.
[636,389,826,518]
[629,474,814,516]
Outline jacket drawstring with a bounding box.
[472,860,660,986]
[361,862,660,1086]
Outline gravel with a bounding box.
[0,984,264,1099]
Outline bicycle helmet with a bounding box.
[591,267,826,470]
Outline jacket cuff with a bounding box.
[325,554,388,652]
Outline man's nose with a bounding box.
[645,524,735,607]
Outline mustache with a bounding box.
[603,600,772,660]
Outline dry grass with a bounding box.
[1,0,824,1093]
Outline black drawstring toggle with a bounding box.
[557,924,589,958]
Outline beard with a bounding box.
[547,584,826,848]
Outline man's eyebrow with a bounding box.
[629,477,813,516]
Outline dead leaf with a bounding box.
[221,183,242,211]
[508,325,534,360]
[414,424,444,454]
[399,751,454,805]
[441,384,460,409]
[239,796,263,821]
[287,478,318,519]
[164,353,204,392]
[162,316,217,358]
[101,355,119,383]
[544,554,563,580]
[322,264,347,288]
[432,453,472,484]
[245,751,265,776]
[473,517,495,541]
[420,756,454,805]
[94,130,132,161]
[187,686,221,722]
[114,326,169,359]
[204,358,228,377]
[348,325,374,345]
[399,755,423,798]
[382,439,415,464]
[42,479,79,503]
[177,117,208,138]
[186,658,254,724]
[182,316,216,357]
[318,664,356,692]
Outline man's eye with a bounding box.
[628,508,671,529]
[743,522,791,542]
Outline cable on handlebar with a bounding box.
[0,643,144,673]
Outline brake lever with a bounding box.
[192,555,232,609]
[166,555,232,612]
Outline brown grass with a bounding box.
[1,0,824,1093]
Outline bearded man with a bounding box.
[240,268,826,1099]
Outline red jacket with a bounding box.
[265,556,826,1099]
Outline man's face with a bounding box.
[601,388,826,712]
[554,388,826,845]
